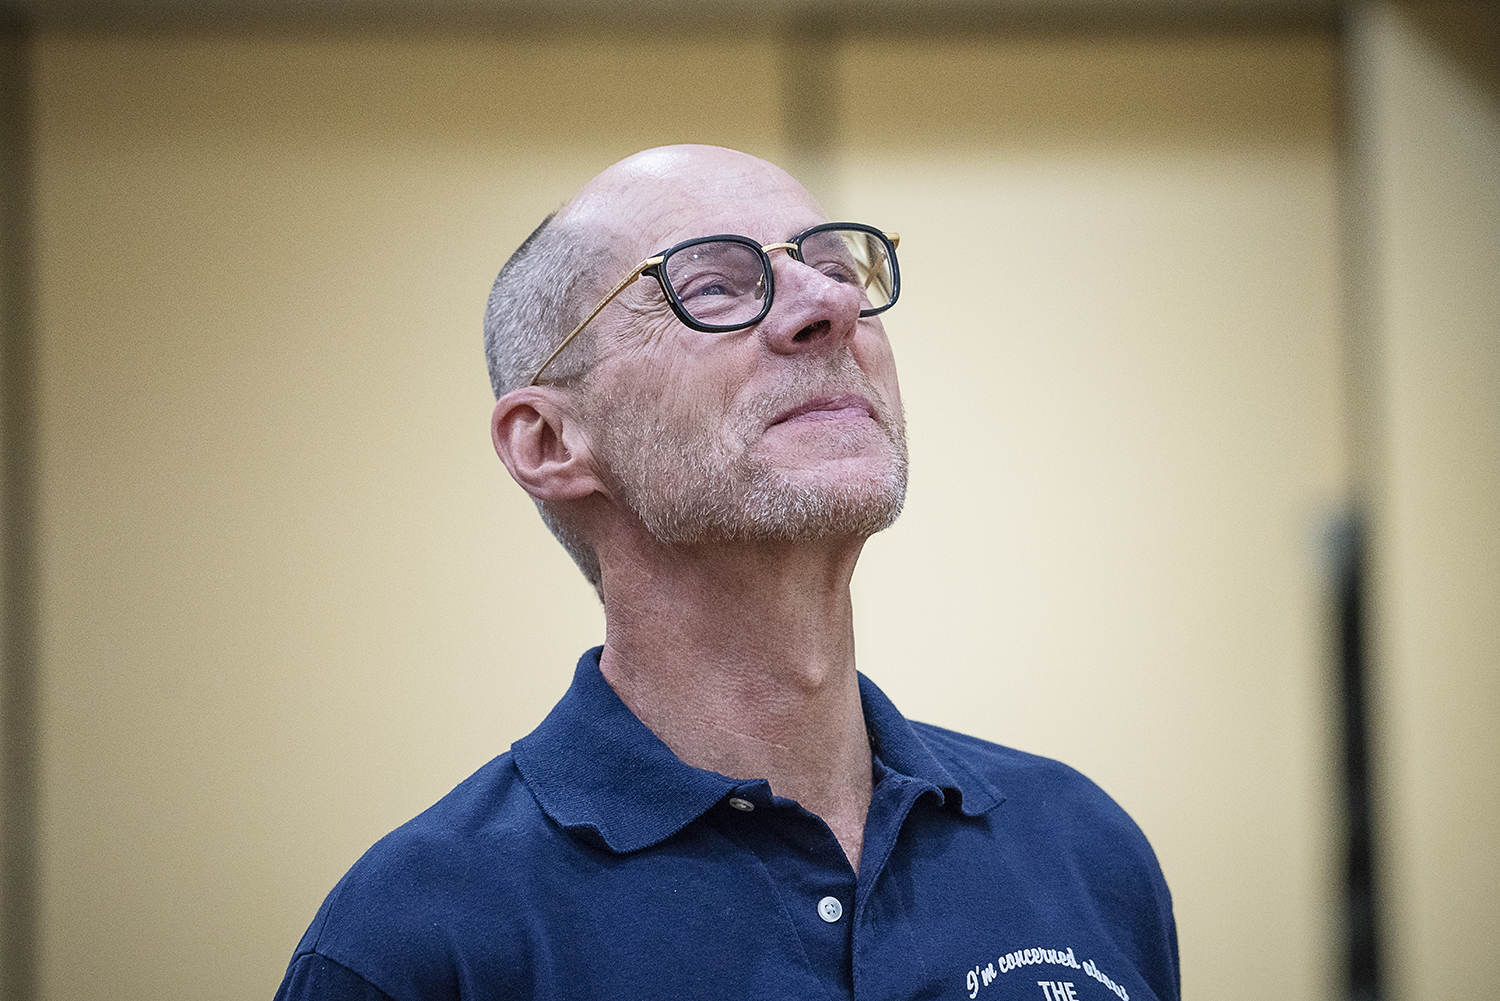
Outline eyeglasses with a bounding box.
[529,222,900,385]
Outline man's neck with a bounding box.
[596,536,873,872]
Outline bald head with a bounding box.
[559,146,827,262]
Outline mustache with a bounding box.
[737,352,901,431]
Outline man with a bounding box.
[276,145,1179,1001]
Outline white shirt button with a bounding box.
[727,797,755,812]
[817,896,843,923]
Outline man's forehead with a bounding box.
[561,145,826,259]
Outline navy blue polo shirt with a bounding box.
[277,649,1179,1001]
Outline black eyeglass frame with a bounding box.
[528,222,900,385]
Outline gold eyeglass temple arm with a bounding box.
[528,255,663,386]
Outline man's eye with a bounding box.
[679,270,757,301]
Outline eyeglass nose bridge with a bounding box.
[751,241,800,298]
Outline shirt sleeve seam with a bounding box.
[292,949,401,1001]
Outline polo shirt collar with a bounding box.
[511,647,1003,855]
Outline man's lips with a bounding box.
[769,393,877,426]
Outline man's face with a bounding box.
[569,146,907,547]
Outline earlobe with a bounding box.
[491,389,602,502]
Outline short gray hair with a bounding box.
[483,211,604,397]
[483,211,608,594]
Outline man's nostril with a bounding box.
[792,319,831,343]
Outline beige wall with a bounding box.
[1350,4,1500,998]
[20,22,1356,1001]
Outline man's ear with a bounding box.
[491,388,603,502]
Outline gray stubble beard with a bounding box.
[589,353,909,547]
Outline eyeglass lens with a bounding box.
[662,241,769,329]
[662,228,895,329]
[797,229,896,312]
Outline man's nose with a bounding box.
[758,251,863,355]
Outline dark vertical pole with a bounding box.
[1332,514,1381,1001]
[0,14,40,1001]
[1335,7,1386,999]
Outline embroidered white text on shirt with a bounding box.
[964,945,1129,1001]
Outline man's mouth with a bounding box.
[769,394,877,427]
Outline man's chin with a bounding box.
[725,463,908,543]
[707,427,908,543]
[627,464,906,547]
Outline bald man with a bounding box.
[275,146,1179,1001]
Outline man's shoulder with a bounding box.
[285,752,549,999]
[909,720,1157,850]
[345,749,541,884]
[910,718,1107,792]
[859,671,1143,837]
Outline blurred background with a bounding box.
[0,1,1495,999]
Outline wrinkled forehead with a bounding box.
[559,147,828,272]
